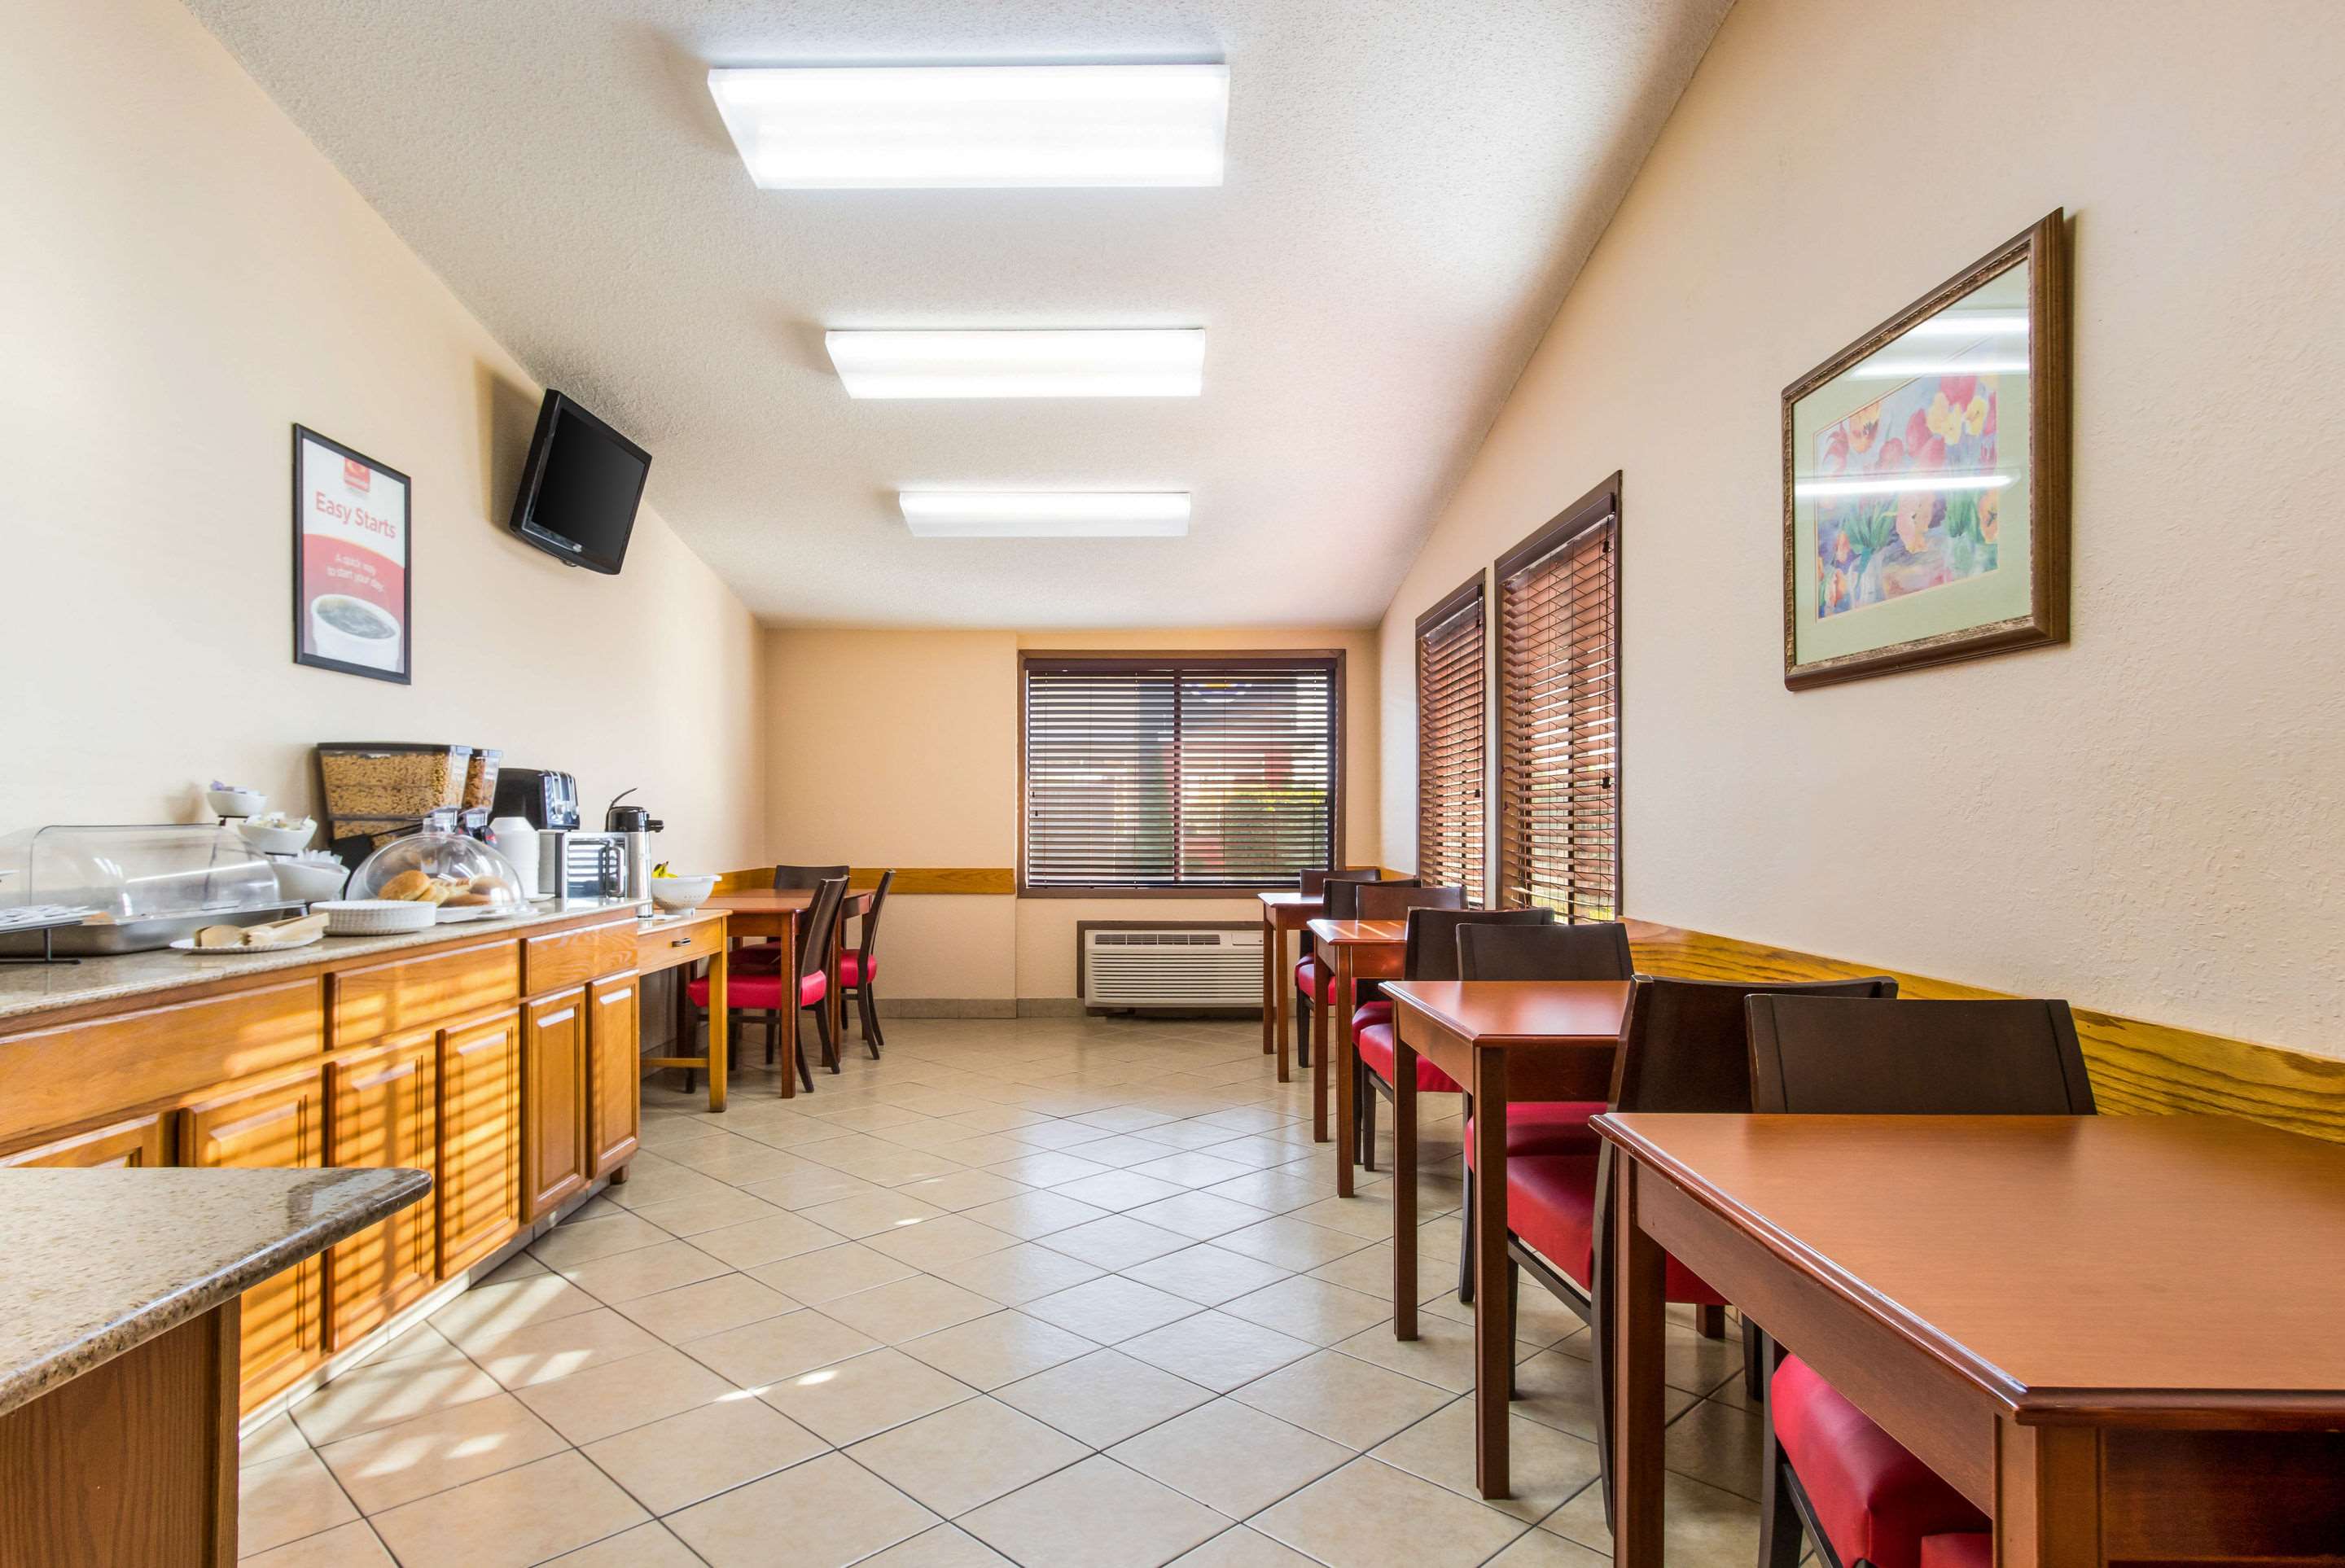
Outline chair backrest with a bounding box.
[1404,906,1552,982]
[1615,975,1897,1115]
[1744,996,2096,1115]
[1323,875,1416,922]
[1454,919,1636,982]
[857,869,895,961]
[774,862,850,891]
[796,876,848,981]
[1357,882,1462,922]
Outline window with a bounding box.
[1415,576,1486,905]
[1022,653,1341,892]
[1496,475,1621,919]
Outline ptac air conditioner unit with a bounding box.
[1078,924,1263,1014]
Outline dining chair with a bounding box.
[1295,869,1385,1067]
[731,863,852,975]
[687,875,847,1093]
[1742,996,2093,1568]
[1298,873,1408,1071]
[839,869,893,1059]
[1342,892,1497,1171]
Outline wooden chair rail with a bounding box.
[1624,920,2345,1144]
[713,867,1012,896]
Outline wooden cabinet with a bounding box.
[177,1068,325,1408]
[523,988,589,1220]
[438,1008,522,1277]
[586,974,641,1180]
[0,1112,169,1168]
[325,1031,439,1350]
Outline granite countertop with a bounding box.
[0,896,650,1024]
[0,1165,431,1417]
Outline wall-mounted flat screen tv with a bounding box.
[506,390,651,575]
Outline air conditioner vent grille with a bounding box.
[1081,925,1260,1009]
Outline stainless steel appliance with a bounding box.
[490,768,583,898]
[603,790,664,906]
[559,832,631,900]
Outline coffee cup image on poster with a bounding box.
[297,432,408,673]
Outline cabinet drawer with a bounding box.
[0,980,322,1150]
[331,940,519,1049]
[638,917,722,971]
[524,922,636,996]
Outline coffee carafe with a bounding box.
[604,789,664,899]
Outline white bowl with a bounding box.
[239,819,315,856]
[272,858,351,903]
[207,787,266,818]
[651,875,718,913]
[313,899,437,935]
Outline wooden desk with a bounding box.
[1384,980,1632,1500]
[635,911,729,1110]
[1595,1112,2345,1566]
[702,891,870,1080]
[1306,918,1408,1181]
[1256,892,1323,1089]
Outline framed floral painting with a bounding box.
[1782,210,2069,689]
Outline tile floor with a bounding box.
[241,1014,1786,1567]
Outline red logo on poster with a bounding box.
[344,458,371,493]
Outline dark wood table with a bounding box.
[702,890,871,1089]
[1595,1111,2345,1566]
[1256,891,1323,1092]
[1307,918,1409,1175]
[1384,979,1633,1499]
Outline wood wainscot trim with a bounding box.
[715,867,1015,896]
[1624,919,2345,1144]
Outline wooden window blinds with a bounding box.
[1022,655,1340,891]
[1415,577,1486,905]
[1496,476,1622,920]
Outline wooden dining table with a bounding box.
[1597,1111,2345,1566]
[1382,979,1633,1499]
[634,909,730,1110]
[700,888,872,1093]
[1256,891,1323,1089]
[1307,917,1410,1174]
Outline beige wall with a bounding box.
[1377,0,2345,1054]
[1,0,765,869]
[765,627,1379,1001]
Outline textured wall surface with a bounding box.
[0,0,767,869]
[1377,0,2345,1055]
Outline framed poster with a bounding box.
[292,426,411,683]
[1782,210,2068,690]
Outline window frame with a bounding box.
[1017,649,1347,899]
[1493,473,1624,919]
[1414,572,1488,907]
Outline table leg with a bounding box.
[824,905,845,1071]
[1274,925,1292,1084]
[1261,910,1275,1058]
[707,942,728,1113]
[1471,1046,1513,1497]
[1312,977,1330,1143]
[1334,948,1358,1198]
[1608,1150,1666,1555]
[1394,1027,1418,1339]
[778,913,799,1099]
[1995,1421,2102,1566]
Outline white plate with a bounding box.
[433,904,514,923]
[313,899,439,935]
[171,931,324,954]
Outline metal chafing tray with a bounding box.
[0,824,299,957]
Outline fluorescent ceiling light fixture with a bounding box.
[1844,356,2029,379]
[900,491,1190,537]
[826,329,1205,399]
[708,64,1229,188]
[1795,473,2012,499]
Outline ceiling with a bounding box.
[184,0,1730,629]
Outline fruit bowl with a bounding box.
[651,874,717,913]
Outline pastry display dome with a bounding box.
[348,811,529,915]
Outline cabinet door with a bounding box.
[326,1031,439,1350]
[523,988,588,1220]
[0,1113,169,1167]
[439,1008,522,1277]
[178,1069,325,1410]
[587,973,641,1180]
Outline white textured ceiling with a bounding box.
[182,0,1729,628]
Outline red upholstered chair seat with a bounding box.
[1919,1536,1992,1568]
[1295,957,1334,1003]
[1770,1356,1988,1568]
[839,953,875,986]
[689,970,826,1010]
[1352,999,1393,1030]
[1462,1102,1608,1163]
[1353,1022,1464,1093]
[1506,1154,1725,1303]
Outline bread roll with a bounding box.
[444,891,493,907]
[379,869,436,902]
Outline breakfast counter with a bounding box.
[0,1165,430,1565]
